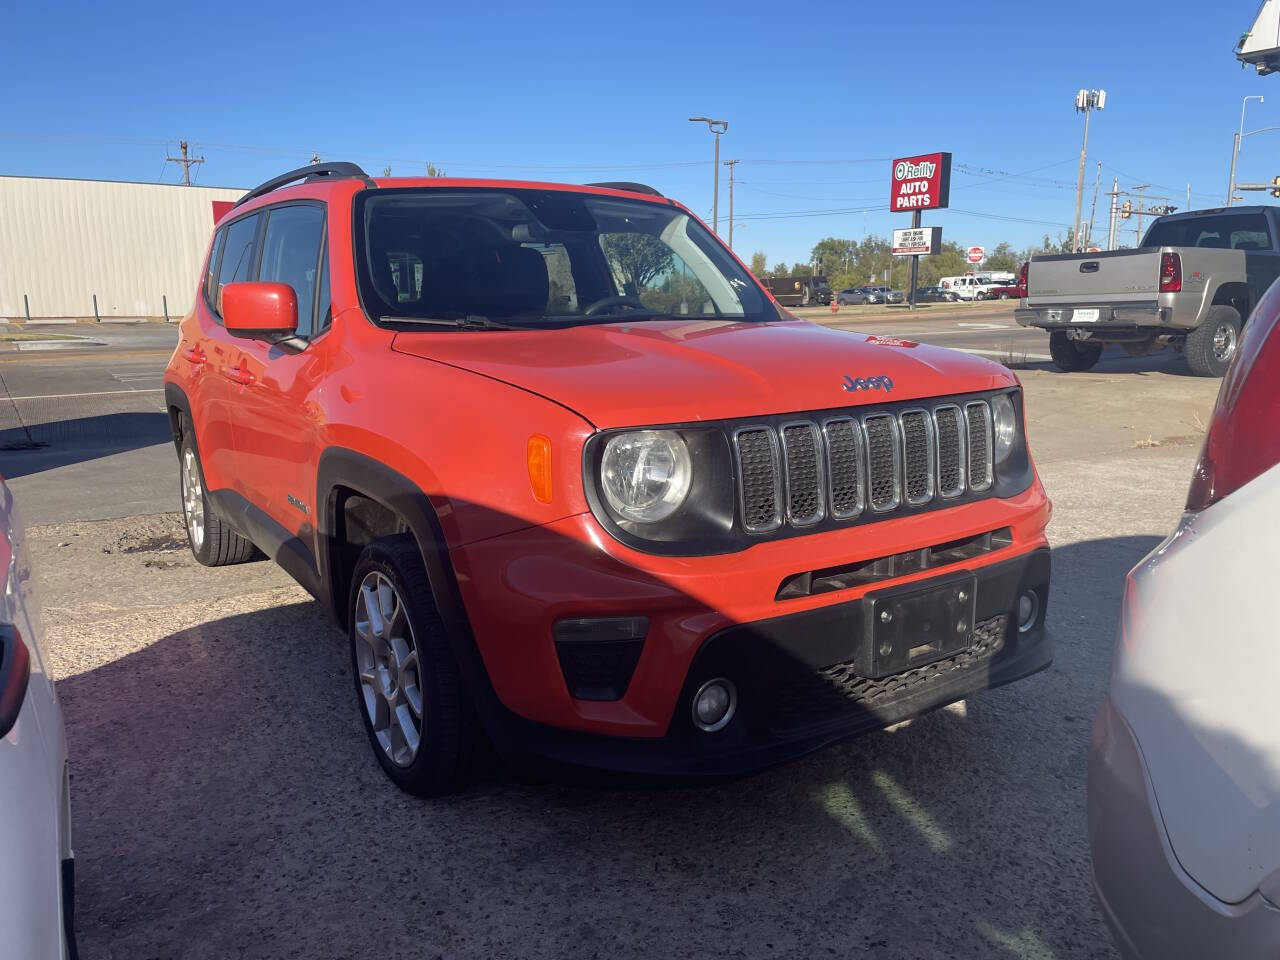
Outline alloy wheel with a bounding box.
[181,448,205,550]
[353,571,423,767]
[1212,322,1238,363]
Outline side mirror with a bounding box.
[0,624,31,740]
[222,282,298,343]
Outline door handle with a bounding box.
[1080,261,1100,273]
[221,364,255,387]
[183,346,207,366]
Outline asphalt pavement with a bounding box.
[9,313,1223,958]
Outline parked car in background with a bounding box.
[166,161,1054,796]
[0,478,77,959]
[940,275,999,301]
[1017,207,1280,376]
[837,287,871,305]
[914,286,958,303]
[872,286,906,305]
[982,274,1027,301]
[1089,277,1280,957]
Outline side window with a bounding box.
[258,205,326,338]
[204,229,226,308]
[215,213,262,318]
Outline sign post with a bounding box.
[890,152,952,311]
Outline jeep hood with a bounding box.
[390,319,1015,427]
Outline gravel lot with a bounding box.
[28,363,1219,960]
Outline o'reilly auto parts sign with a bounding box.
[892,227,942,256]
[890,152,952,211]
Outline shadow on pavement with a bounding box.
[0,412,170,479]
[56,531,1160,960]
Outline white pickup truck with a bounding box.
[1015,207,1280,376]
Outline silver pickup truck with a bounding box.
[1015,206,1280,376]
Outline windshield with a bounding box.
[354,188,777,327]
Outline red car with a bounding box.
[982,263,1030,301]
[164,162,1053,795]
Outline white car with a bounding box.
[0,481,77,959]
[1088,283,1280,957]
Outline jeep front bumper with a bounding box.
[448,484,1052,775]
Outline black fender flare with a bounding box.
[315,448,515,750]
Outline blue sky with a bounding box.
[3,0,1277,263]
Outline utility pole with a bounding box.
[1133,184,1150,244]
[1085,161,1102,250]
[1072,89,1106,251]
[1106,178,1119,250]
[723,159,739,250]
[165,140,205,186]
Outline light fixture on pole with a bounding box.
[1228,95,1265,206]
[1072,89,1106,253]
[689,116,729,234]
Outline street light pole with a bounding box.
[723,159,739,249]
[689,116,728,234]
[1072,89,1106,252]
[1228,95,1265,206]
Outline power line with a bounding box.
[164,140,204,186]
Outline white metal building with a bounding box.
[0,175,246,322]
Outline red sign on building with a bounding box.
[889,152,952,212]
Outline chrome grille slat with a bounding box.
[965,401,993,491]
[933,405,966,498]
[862,414,901,513]
[822,417,864,519]
[781,422,824,526]
[898,409,934,506]
[734,427,782,533]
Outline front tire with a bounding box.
[1185,305,1241,377]
[1049,330,1104,371]
[178,426,259,566]
[348,534,484,796]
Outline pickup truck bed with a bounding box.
[1015,206,1280,376]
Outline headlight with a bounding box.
[600,430,692,523]
[991,393,1017,462]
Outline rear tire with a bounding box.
[1049,330,1104,371]
[348,534,485,796]
[178,424,259,566]
[1185,305,1241,377]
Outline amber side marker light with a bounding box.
[527,435,553,504]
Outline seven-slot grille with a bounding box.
[734,397,997,535]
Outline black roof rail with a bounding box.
[585,181,664,197]
[233,162,375,209]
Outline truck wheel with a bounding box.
[1049,331,1103,371]
[1185,306,1241,377]
[999,292,1011,300]
[348,534,485,796]
[178,426,259,566]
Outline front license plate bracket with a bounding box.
[857,572,978,679]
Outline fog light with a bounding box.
[692,678,737,732]
[1017,591,1040,633]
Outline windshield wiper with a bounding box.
[380,314,525,331]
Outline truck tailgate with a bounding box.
[1026,248,1159,307]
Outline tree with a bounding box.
[771,261,790,277]
[749,251,768,276]
[426,162,446,177]
[810,237,859,279]
[984,241,1021,273]
[600,234,674,292]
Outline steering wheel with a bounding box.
[582,295,647,316]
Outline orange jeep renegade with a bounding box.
[164,162,1052,795]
